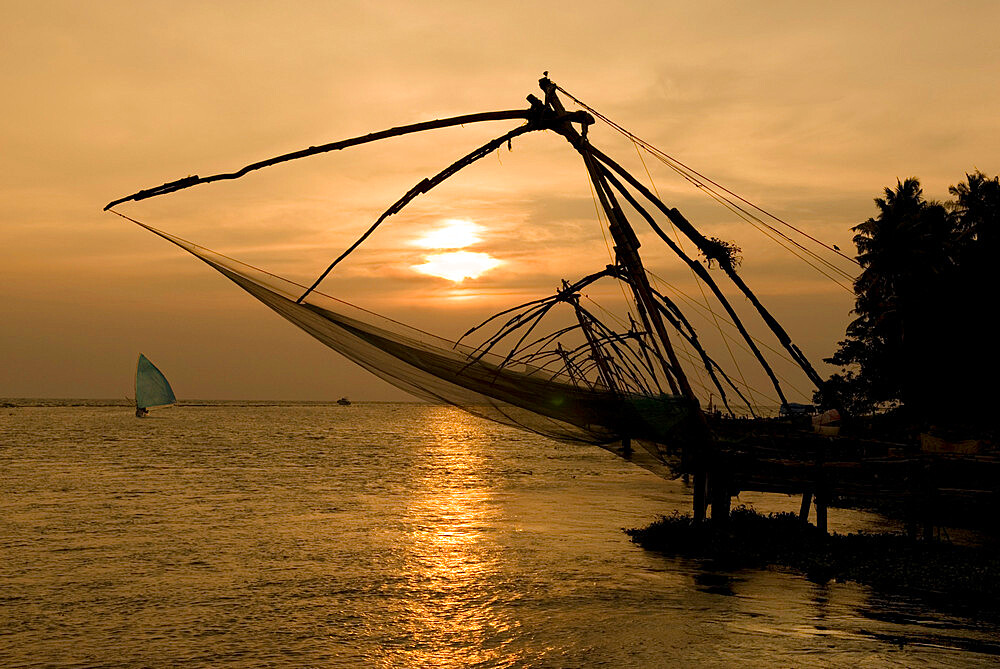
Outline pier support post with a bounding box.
[693,471,707,522]
[815,489,828,535]
[799,491,812,524]
[814,441,828,536]
[710,471,730,526]
[918,461,936,541]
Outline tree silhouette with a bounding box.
[949,170,999,263]
[820,173,996,425]
[943,171,1000,422]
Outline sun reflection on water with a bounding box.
[375,407,519,668]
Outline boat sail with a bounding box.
[106,77,843,478]
[135,353,175,417]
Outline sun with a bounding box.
[414,251,503,282]
[412,219,483,249]
[411,219,503,283]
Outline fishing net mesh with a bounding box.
[136,221,697,477]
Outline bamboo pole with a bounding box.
[597,165,789,407]
[694,472,708,522]
[626,289,676,394]
[799,491,813,524]
[297,124,540,301]
[583,153,685,396]
[105,108,543,210]
[586,145,824,393]
[567,291,619,393]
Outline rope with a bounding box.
[554,84,860,278]
[107,209,462,345]
[631,137,759,410]
[646,269,811,400]
[653,161,855,290]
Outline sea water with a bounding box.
[2,401,998,668]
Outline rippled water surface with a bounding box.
[2,401,999,667]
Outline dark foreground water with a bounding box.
[2,401,998,668]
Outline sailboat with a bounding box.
[105,77,845,481]
[134,353,176,417]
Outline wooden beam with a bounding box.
[295,123,538,302]
[694,472,707,522]
[711,471,731,525]
[597,164,788,407]
[816,490,828,535]
[799,491,813,524]
[105,108,540,210]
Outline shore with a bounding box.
[627,506,1000,609]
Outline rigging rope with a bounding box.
[630,138,759,409]
[107,210,445,342]
[653,163,855,290]
[646,269,811,401]
[554,84,860,282]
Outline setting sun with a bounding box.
[411,219,502,282]
[414,251,502,282]
[413,219,483,249]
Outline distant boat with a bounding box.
[135,353,176,417]
[336,397,351,406]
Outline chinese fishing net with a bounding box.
[130,219,696,478]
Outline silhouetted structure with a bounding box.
[106,78,998,533]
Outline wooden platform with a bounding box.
[682,417,1000,534]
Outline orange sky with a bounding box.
[2,1,998,401]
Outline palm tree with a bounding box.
[944,172,1000,419]
[827,178,954,413]
[853,178,952,317]
[824,173,998,425]
[949,170,999,259]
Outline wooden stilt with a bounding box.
[905,460,920,539]
[799,491,812,524]
[814,442,827,535]
[710,471,730,525]
[693,471,707,522]
[920,462,936,542]
[815,489,828,535]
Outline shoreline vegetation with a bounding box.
[815,172,998,431]
[626,507,1000,608]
